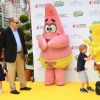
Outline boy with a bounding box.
[77,44,94,93]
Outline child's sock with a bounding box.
[0,88,2,93]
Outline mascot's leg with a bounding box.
[55,68,65,86]
[45,68,55,86]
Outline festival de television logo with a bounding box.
[89,0,100,4]
[36,25,44,29]
[73,24,86,28]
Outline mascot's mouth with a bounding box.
[46,39,50,43]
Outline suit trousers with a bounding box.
[7,53,26,91]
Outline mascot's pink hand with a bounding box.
[38,35,47,51]
[48,34,69,48]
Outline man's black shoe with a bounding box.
[20,86,31,90]
[10,90,20,94]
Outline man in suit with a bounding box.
[0,17,31,94]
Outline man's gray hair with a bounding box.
[9,17,14,23]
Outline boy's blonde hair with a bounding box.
[79,44,87,52]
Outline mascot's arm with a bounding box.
[84,39,100,56]
[48,34,69,48]
[38,35,47,51]
[90,47,100,56]
[84,39,92,46]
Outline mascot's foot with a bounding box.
[56,83,65,86]
[45,83,55,86]
[55,69,65,86]
[95,81,100,95]
[45,82,65,86]
[45,68,55,86]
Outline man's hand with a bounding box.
[0,61,4,67]
[23,54,28,61]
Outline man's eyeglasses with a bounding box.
[13,21,19,24]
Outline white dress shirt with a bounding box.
[10,27,22,52]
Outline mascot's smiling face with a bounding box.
[43,3,64,42]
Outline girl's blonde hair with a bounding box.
[79,44,87,52]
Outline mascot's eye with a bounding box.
[45,25,50,33]
[49,24,57,33]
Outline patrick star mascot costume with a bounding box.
[38,3,72,86]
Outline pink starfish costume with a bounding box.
[38,3,72,85]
